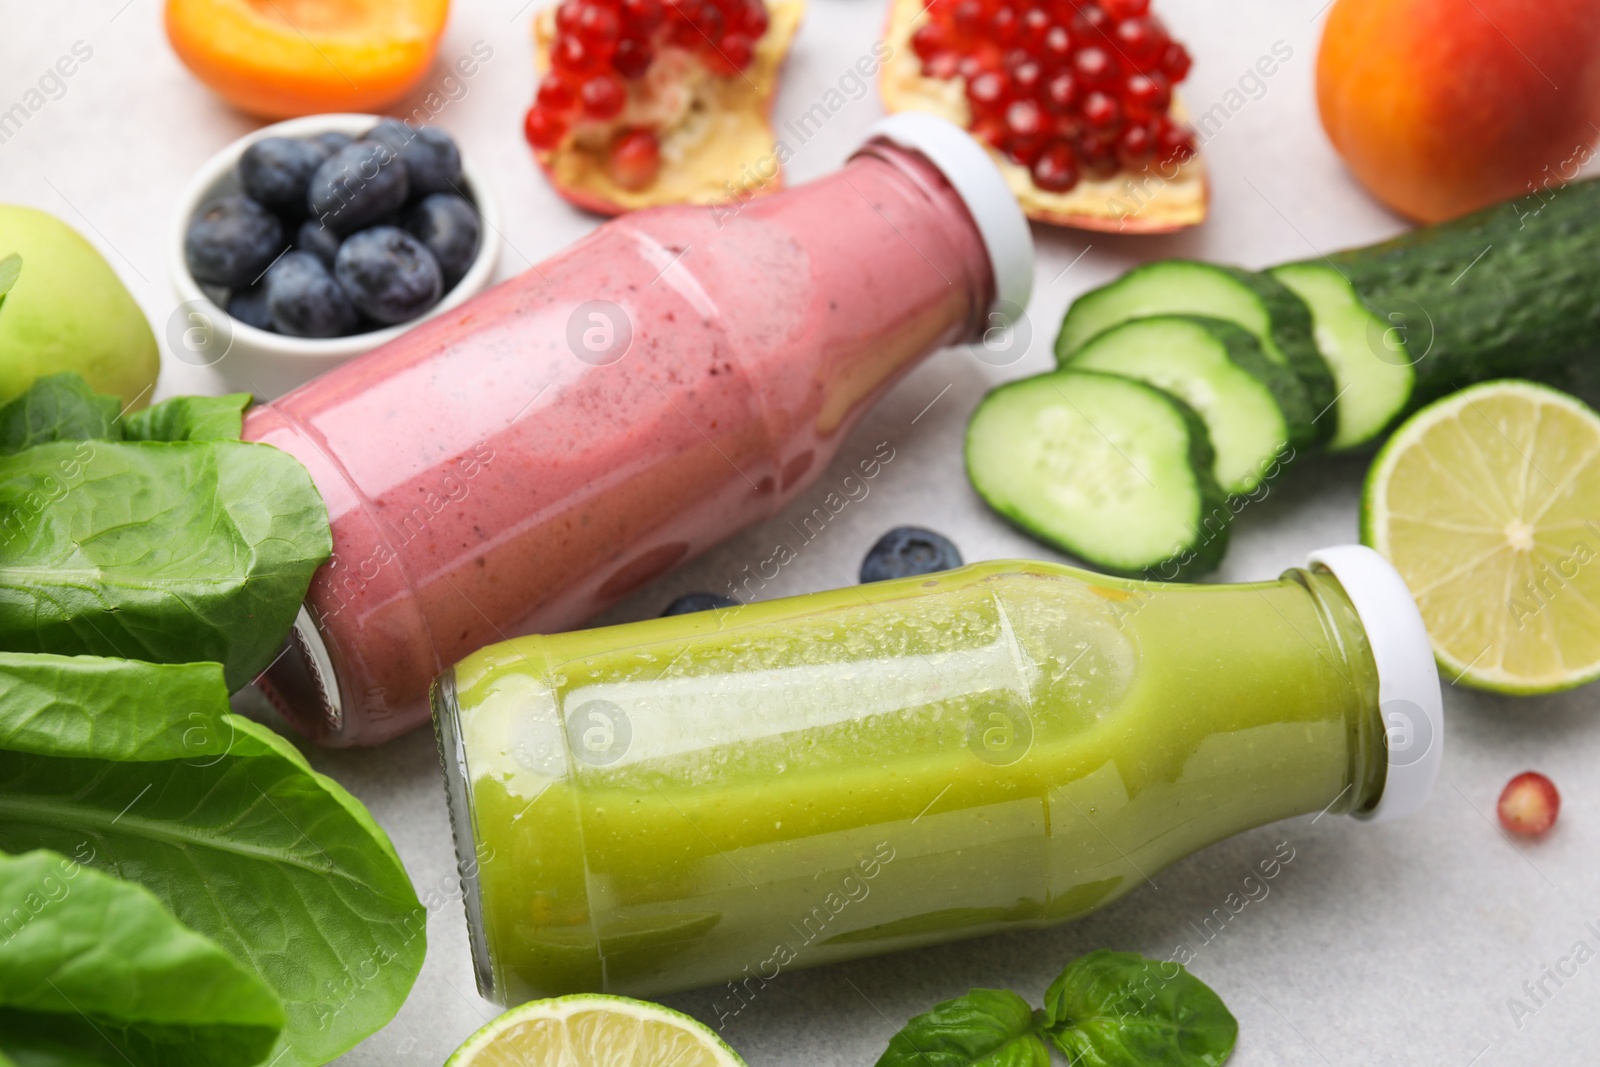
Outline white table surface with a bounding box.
[5,2,1598,1065]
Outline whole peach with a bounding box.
[1317,0,1600,222]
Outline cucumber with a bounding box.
[1280,176,1600,422]
[1269,263,1416,451]
[965,369,1229,580]
[1054,260,1336,439]
[1061,315,1311,496]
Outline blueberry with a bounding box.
[403,193,480,287]
[295,218,343,269]
[265,251,359,338]
[366,119,462,197]
[227,284,275,331]
[859,527,963,583]
[661,592,740,616]
[334,226,443,325]
[307,141,410,235]
[238,136,329,217]
[311,131,354,154]
[185,196,284,288]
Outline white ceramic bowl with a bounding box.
[168,113,501,399]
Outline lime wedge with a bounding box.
[445,994,747,1067]
[1362,380,1600,694]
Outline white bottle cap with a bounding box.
[861,112,1035,322]
[1306,545,1443,823]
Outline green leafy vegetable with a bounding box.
[0,438,331,689]
[0,253,19,316]
[1041,950,1237,1067]
[875,953,1236,1067]
[0,849,283,1067]
[121,393,252,443]
[0,374,119,456]
[0,692,425,1067]
[874,989,1050,1067]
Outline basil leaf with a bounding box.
[0,653,231,761]
[0,848,284,1067]
[1041,950,1237,1067]
[120,394,251,443]
[0,374,120,456]
[0,253,19,316]
[0,439,331,689]
[0,713,425,1067]
[875,988,1051,1067]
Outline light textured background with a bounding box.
[4,1,1597,1064]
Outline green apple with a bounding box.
[0,205,159,409]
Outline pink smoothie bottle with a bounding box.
[246,114,1034,747]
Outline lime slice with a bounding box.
[445,994,747,1067]
[1362,380,1600,694]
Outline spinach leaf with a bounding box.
[0,439,331,689]
[1041,950,1237,1067]
[0,849,283,1067]
[0,711,425,1067]
[0,653,230,761]
[0,253,19,316]
[0,374,120,456]
[875,988,1051,1067]
[120,393,252,443]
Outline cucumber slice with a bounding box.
[1055,261,1335,441]
[1062,315,1309,495]
[965,369,1229,580]
[1270,263,1416,451]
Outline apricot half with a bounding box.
[527,0,803,216]
[166,0,451,119]
[879,0,1207,233]
[1319,0,1600,223]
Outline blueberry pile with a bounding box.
[184,119,482,339]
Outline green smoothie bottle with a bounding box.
[433,545,1441,1006]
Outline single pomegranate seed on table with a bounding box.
[608,127,662,189]
[524,106,568,150]
[1498,772,1560,836]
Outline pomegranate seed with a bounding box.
[1077,131,1119,178]
[971,116,1006,148]
[1112,17,1160,63]
[736,0,768,36]
[608,128,661,189]
[991,6,1019,44]
[1116,120,1155,166]
[706,31,754,73]
[1102,0,1148,15]
[692,3,726,40]
[1043,70,1077,112]
[537,74,577,113]
[553,34,602,75]
[1005,135,1046,167]
[1019,7,1051,46]
[611,37,653,77]
[556,0,584,32]
[1006,97,1044,138]
[957,54,986,80]
[1081,90,1121,130]
[966,70,1008,113]
[1032,143,1079,192]
[952,0,984,39]
[1041,25,1073,66]
[1499,772,1560,836]
[1073,46,1118,87]
[575,3,622,49]
[1009,58,1043,94]
[621,0,664,30]
[1154,120,1196,166]
[913,23,947,60]
[1073,3,1108,35]
[579,73,627,118]
[1123,71,1171,116]
[1160,40,1191,80]
[524,106,567,150]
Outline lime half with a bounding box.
[1362,380,1600,694]
[446,994,747,1067]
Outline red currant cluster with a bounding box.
[911,0,1197,193]
[524,0,769,187]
